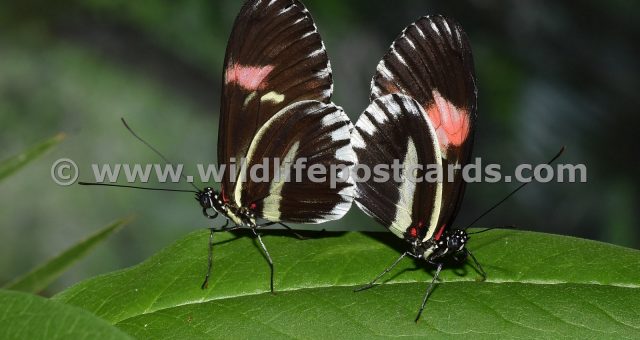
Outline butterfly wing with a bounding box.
[235,101,354,223]
[370,15,477,234]
[218,0,333,202]
[353,94,442,240]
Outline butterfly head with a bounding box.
[196,187,226,219]
[446,229,468,252]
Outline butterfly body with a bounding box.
[197,0,355,291]
[406,226,469,262]
[352,15,479,321]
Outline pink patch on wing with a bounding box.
[225,63,274,91]
[426,91,470,151]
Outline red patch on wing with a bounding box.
[408,221,425,239]
[249,202,257,210]
[426,91,470,151]
[225,63,274,91]
[409,227,418,238]
[221,188,229,203]
[434,224,446,241]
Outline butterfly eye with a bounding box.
[198,194,210,208]
[197,188,215,208]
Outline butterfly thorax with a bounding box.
[196,187,257,227]
[230,206,257,227]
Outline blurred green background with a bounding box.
[1,0,638,294]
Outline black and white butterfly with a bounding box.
[195,0,354,291]
[351,15,481,321]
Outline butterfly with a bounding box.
[196,0,355,291]
[351,15,482,322]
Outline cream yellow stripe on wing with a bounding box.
[233,105,293,207]
[423,110,443,242]
[261,141,300,221]
[389,137,419,238]
[261,91,285,104]
[388,94,443,241]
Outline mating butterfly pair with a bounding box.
[191,0,481,321]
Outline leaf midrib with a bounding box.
[113,278,639,325]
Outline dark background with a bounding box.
[1,0,638,293]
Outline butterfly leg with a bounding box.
[277,222,309,240]
[354,252,409,292]
[201,219,232,289]
[203,209,218,219]
[257,221,308,240]
[465,249,486,279]
[203,197,220,219]
[251,228,275,293]
[415,262,443,323]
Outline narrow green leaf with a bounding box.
[0,289,131,339]
[0,133,66,182]
[4,217,131,293]
[54,230,640,338]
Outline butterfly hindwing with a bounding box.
[370,15,477,233]
[219,0,333,202]
[353,94,442,240]
[235,101,354,223]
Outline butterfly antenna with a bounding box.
[121,118,201,192]
[463,146,565,230]
[467,225,515,235]
[78,182,197,193]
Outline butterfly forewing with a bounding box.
[353,94,442,240]
[369,15,477,234]
[219,0,333,202]
[235,101,354,223]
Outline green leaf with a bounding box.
[0,133,66,182]
[4,218,131,293]
[54,230,640,338]
[0,289,131,339]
